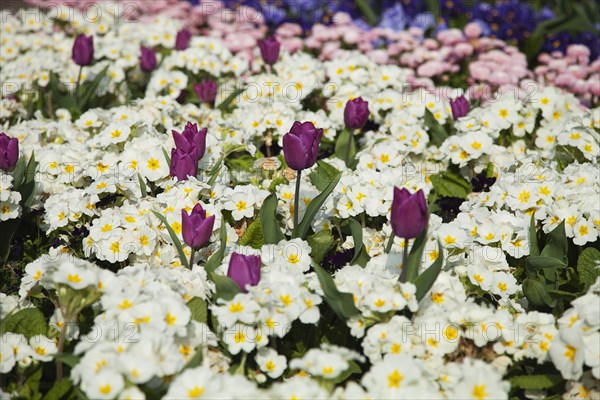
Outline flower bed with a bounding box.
[0,4,599,400]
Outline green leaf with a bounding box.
[577,247,600,287]
[309,161,341,192]
[412,241,443,301]
[424,108,449,147]
[548,289,578,300]
[528,214,540,257]
[523,278,556,309]
[353,0,377,25]
[42,378,74,400]
[209,272,241,301]
[307,229,335,264]
[260,193,285,245]
[0,308,47,338]
[183,346,204,370]
[430,169,472,199]
[11,157,26,192]
[342,218,370,266]
[334,128,357,168]
[20,365,43,400]
[207,156,224,187]
[0,218,20,265]
[311,262,360,320]
[54,353,80,368]
[217,88,245,112]
[162,147,172,166]
[293,169,342,240]
[20,152,37,208]
[331,360,361,385]
[540,221,567,263]
[205,218,228,274]
[80,65,110,110]
[526,256,567,270]
[239,218,264,249]
[137,173,147,197]
[404,222,429,283]
[187,297,208,324]
[152,211,188,268]
[509,374,563,390]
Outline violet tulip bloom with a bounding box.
[175,29,192,51]
[390,187,428,239]
[170,148,198,181]
[450,95,470,120]
[0,133,18,170]
[227,252,261,293]
[258,36,281,65]
[72,34,94,66]
[282,121,323,171]
[172,123,207,161]
[344,97,369,130]
[194,80,218,104]
[182,204,215,249]
[140,46,157,72]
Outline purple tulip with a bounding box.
[344,97,369,130]
[390,187,428,239]
[175,29,192,51]
[0,133,19,170]
[258,36,281,65]
[140,46,157,72]
[282,121,323,171]
[182,204,215,249]
[450,95,470,120]
[227,252,261,293]
[72,34,94,66]
[172,122,207,161]
[170,148,198,181]
[194,80,218,104]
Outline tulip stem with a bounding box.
[75,65,83,103]
[188,248,196,269]
[399,238,409,282]
[384,233,394,254]
[344,130,353,167]
[293,170,302,232]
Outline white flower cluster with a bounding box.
[0,173,21,221]
[212,241,322,355]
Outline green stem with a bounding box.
[385,232,394,254]
[188,248,196,269]
[399,238,409,282]
[344,129,354,166]
[293,170,302,232]
[75,65,83,104]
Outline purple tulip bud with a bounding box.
[227,252,261,293]
[194,80,218,104]
[170,148,198,181]
[175,29,192,51]
[282,121,323,171]
[72,34,94,66]
[390,187,428,239]
[344,97,369,130]
[0,133,19,170]
[172,122,207,161]
[258,36,281,65]
[182,204,215,249]
[140,46,157,72]
[450,95,470,120]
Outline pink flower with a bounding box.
[369,50,389,64]
[464,22,482,39]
